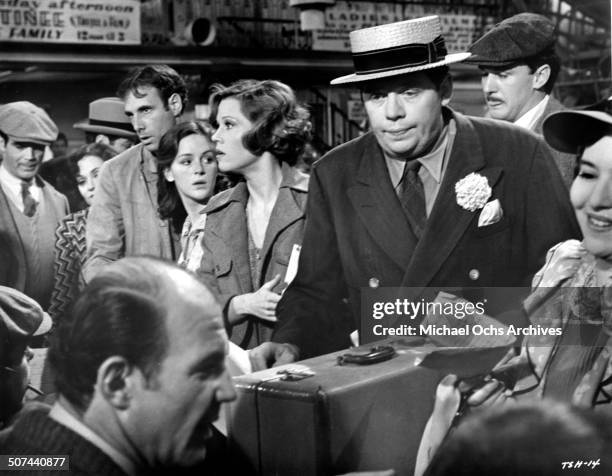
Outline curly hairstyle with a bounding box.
[66,142,116,179]
[117,64,188,114]
[208,79,312,166]
[157,121,216,234]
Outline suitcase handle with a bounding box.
[337,345,396,366]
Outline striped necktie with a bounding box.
[21,180,37,217]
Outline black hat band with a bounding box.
[352,36,448,75]
[89,118,134,133]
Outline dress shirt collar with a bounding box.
[385,120,451,190]
[0,162,42,210]
[514,95,549,131]
[49,402,137,476]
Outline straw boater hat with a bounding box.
[331,16,471,85]
[73,97,137,140]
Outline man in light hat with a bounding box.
[0,102,69,309]
[465,13,575,187]
[0,285,52,428]
[83,65,186,281]
[73,97,138,154]
[252,16,580,366]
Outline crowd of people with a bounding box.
[0,11,611,476]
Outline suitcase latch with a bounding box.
[337,345,396,366]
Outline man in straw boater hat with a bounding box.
[250,16,580,367]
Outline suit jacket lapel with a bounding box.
[260,172,306,270]
[0,185,27,290]
[208,183,252,293]
[402,112,502,288]
[347,134,417,271]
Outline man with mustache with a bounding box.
[0,257,236,475]
[83,65,186,281]
[465,13,575,188]
[251,16,580,367]
[0,101,69,309]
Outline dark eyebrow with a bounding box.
[579,158,596,168]
[187,350,225,375]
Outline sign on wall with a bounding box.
[0,0,141,44]
[312,1,488,53]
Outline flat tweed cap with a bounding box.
[0,286,52,344]
[0,101,58,145]
[73,97,137,140]
[466,13,556,68]
[331,15,470,85]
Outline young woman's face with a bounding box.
[212,97,259,174]
[164,134,218,208]
[76,154,105,206]
[571,135,612,260]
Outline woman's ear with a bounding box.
[163,168,174,182]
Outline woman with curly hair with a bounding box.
[198,79,312,349]
[156,121,219,272]
[49,142,116,321]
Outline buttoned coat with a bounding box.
[198,164,309,349]
[0,177,69,293]
[83,144,180,282]
[274,109,581,358]
[533,96,576,188]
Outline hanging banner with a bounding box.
[0,0,141,44]
[312,1,484,53]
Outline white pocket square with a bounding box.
[478,199,503,227]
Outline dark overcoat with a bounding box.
[274,109,581,358]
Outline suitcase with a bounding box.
[228,338,508,475]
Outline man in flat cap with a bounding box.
[466,13,575,187]
[0,102,69,309]
[83,65,186,282]
[251,16,579,366]
[0,285,52,428]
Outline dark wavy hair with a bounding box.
[157,121,215,234]
[208,79,312,166]
[66,142,116,179]
[117,64,188,114]
[48,257,173,412]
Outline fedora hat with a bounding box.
[543,97,612,154]
[331,16,471,85]
[73,97,137,140]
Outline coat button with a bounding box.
[469,269,480,281]
[368,277,380,288]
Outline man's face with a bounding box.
[480,65,539,122]
[0,137,45,180]
[126,277,236,468]
[124,86,178,154]
[363,72,450,160]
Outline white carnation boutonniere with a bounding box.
[455,173,492,212]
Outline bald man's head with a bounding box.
[48,257,224,412]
